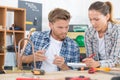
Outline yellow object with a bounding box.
[26,21,33,25]
[67,32,84,39]
[32,69,45,75]
[30,28,36,33]
[95,67,111,72]
[80,47,86,53]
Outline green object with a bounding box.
[75,35,85,47]
[73,25,88,32]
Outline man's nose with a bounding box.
[62,28,68,33]
[91,21,95,26]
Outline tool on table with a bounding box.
[18,38,35,70]
[18,28,36,69]
[88,67,120,74]
[31,69,45,75]
[88,67,111,74]
[17,28,45,75]
[94,67,110,72]
[17,28,36,70]
[93,67,120,72]
[78,67,89,71]
[18,38,45,75]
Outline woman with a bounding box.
[83,1,120,68]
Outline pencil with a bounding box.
[88,53,96,58]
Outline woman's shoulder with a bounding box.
[107,23,120,37]
[86,26,94,32]
[110,23,120,32]
[85,26,95,36]
[114,24,120,30]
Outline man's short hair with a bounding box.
[48,8,71,23]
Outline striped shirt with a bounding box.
[24,31,80,69]
[85,22,120,67]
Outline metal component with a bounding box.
[22,28,36,53]
[17,38,36,70]
[17,28,36,70]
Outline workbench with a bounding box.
[0,70,118,80]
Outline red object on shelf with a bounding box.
[16,77,41,80]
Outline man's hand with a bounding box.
[53,55,70,70]
[53,55,65,67]
[35,50,46,61]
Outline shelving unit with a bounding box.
[0,6,26,70]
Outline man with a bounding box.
[22,8,80,72]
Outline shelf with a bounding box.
[6,30,25,33]
[0,30,25,33]
[0,6,26,70]
[0,30,5,32]
[0,53,4,55]
[0,6,25,12]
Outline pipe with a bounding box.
[17,38,36,70]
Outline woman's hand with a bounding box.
[82,58,100,67]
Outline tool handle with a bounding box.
[88,53,96,58]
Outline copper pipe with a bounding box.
[17,38,36,70]
[22,28,36,52]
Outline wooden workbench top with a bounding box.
[0,70,118,80]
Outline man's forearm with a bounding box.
[22,54,34,63]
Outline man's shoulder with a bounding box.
[65,37,74,41]
[65,37,78,46]
[32,31,50,37]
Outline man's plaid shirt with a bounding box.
[24,31,80,69]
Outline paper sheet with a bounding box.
[67,63,86,68]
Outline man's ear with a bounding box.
[106,13,110,21]
[49,22,52,29]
